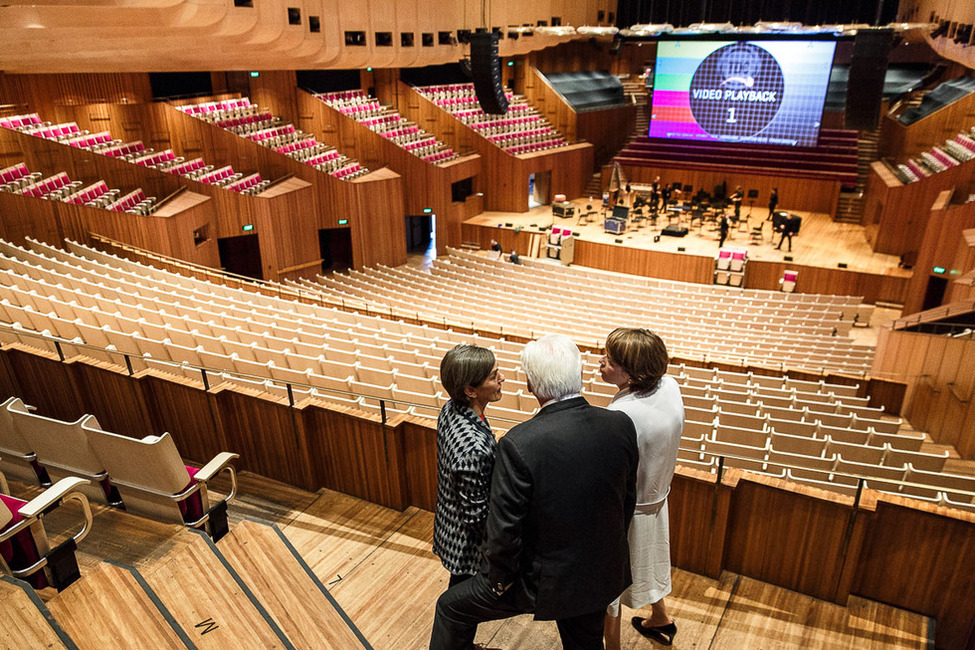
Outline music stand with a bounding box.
[746,189,758,217]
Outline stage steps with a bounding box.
[44,562,187,649]
[835,123,883,224]
[217,519,370,648]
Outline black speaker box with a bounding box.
[845,29,893,130]
[661,224,688,237]
[470,32,509,114]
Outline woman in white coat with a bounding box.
[600,327,684,648]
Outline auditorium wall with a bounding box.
[903,190,975,315]
[879,89,975,160]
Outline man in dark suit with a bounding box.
[430,334,639,650]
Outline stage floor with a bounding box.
[464,198,911,279]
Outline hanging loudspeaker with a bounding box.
[470,32,509,115]
[845,29,893,130]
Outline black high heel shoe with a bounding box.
[631,617,677,646]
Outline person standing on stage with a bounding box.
[768,187,779,221]
[730,185,743,222]
[650,177,661,212]
[776,212,795,252]
[718,212,730,249]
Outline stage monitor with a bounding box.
[649,39,836,147]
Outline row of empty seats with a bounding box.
[890,125,975,184]
[0,237,970,512]
[417,83,568,155]
[0,163,156,215]
[1,111,272,197]
[176,97,369,180]
[290,249,874,375]
[315,89,458,165]
[0,396,237,531]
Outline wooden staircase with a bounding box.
[4,523,371,649]
[835,124,883,225]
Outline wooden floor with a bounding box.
[1,470,934,649]
[464,199,911,278]
[226,472,930,650]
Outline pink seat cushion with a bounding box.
[177,466,205,527]
[0,494,47,588]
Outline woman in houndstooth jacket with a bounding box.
[433,344,505,587]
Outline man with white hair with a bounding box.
[430,334,639,650]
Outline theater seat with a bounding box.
[5,399,115,505]
[80,422,238,540]
[1,473,93,590]
[0,397,49,485]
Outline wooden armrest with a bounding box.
[194,452,239,482]
[19,477,90,518]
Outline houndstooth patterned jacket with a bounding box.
[432,399,497,576]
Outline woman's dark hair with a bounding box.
[440,344,496,407]
[604,327,669,393]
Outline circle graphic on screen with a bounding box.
[687,43,785,139]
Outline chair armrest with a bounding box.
[194,452,238,483]
[19,477,90,518]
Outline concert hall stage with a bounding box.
[461,199,912,305]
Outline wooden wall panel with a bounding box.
[862,159,975,257]
[0,347,85,422]
[0,73,153,119]
[461,222,909,304]
[873,327,975,459]
[66,361,154,439]
[299,403,406,509]
[668,469,725,577]
[903,194,975,315]
[616,163,842,218]
[724,477,860,602]
[399,418,438,512]
[853,497,975,650]
[211,387,316,491]
[138,373,230,467]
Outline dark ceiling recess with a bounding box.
[614,0,898,29]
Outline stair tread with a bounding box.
[0,578,71,649]
[218,520,368,648]
[46,563,185,650]
[142,531,289,648]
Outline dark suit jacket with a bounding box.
[480,396,638,620]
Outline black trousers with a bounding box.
[429,573,605,650]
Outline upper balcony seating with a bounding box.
[417,83,568,155]
[1,469,93,590]
[0,162,156,215]
[177,97,369,180]
[0,111,269,197]
[314,90,458,165]
[615,131,860,188]
[897,76,975,125]
[889,125,975,184]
